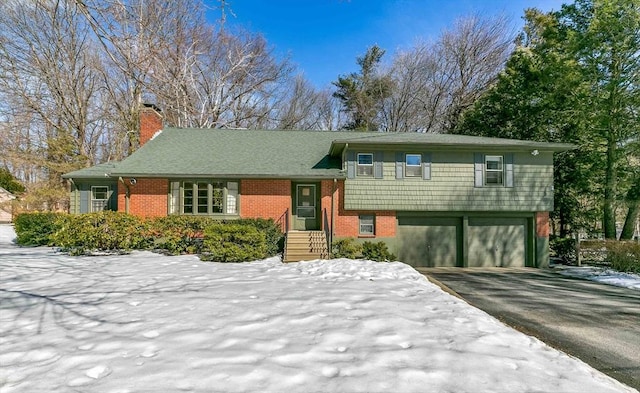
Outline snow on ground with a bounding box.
[555,264,640,290]
[0,224,636,393]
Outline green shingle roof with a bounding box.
[109,128,347,179]
[329,133,575,155]
[62,162,119,179]
[65,128,574,180]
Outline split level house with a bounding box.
[63,106,573,267]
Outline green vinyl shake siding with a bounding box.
[69,181,118,214]
[344,150,554,212]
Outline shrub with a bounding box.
[607,241,640,274]
[362,241,396,262]
[14,212,65,246]
[52,211,150,255]
[201,222,268,262]
[234,218,284,256]
[332,238,362,259]
[550,236,576,263]
[149,215,213,254]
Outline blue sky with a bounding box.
[219,0,567,89]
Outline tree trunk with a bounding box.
[620,181,640,240]
[603,125,618,240]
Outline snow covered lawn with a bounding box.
[0,225,635,393]
[555,264,640,290]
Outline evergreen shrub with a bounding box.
[362,241,396,262]
[52,211,149,255]
[550,236,577,263]
[233,218,284,256]
[201,223,268,262]
[149,215,213,254]
[607,241,640,273]
[332,238,362,259]
[14,212,65,246]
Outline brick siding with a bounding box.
[536,211,550,237]
[240,179,291,224]
[118,179,167,218]
[139,107,163,146]
[321,180,396,238]
[115,177,397,238]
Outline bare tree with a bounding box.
[0,0,106,209]
[381,14,514,133]
[151,27,292,129]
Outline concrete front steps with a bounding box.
[283,230,330,262]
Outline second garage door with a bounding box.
[467,217,527,267]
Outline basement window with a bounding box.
[359,215,375,236]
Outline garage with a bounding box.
[467,217,527,267]
[396,217,462,267]
[396,214,530,268]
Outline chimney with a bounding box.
[139,104,163,147]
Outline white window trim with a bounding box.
[484,155,504,186]
[356,153,374,177]
[359,214,375,236]
[90,186,109,212]
[405,153,422,178]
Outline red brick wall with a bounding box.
[536,211,550,237]
[321,180,396,238]
[114,177,398,238]
[139,107,163,146]
[240,179,291,223]
[117,178,167,218]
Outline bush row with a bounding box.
[14,212,284,261]
[551,236,640,273]
[332,238,396,262]
[607,242,640,274]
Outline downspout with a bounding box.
[331,178,336,250]
[119,177,130,214]
[68,178,74,214]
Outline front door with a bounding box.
[293,183,319,230]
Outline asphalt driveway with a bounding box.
[418,268,640,390]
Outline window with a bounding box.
[405,154,422,177]
[357,153,373,177]
[485,155,504,185]
[296,184,316,218]
[359,215,375,236]
[91,186,109,212]
[176,180,238,215]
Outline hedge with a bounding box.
[148,215,213,254]
[51,211,150,255]
[14,212,66,246]
[200,223,268,262]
